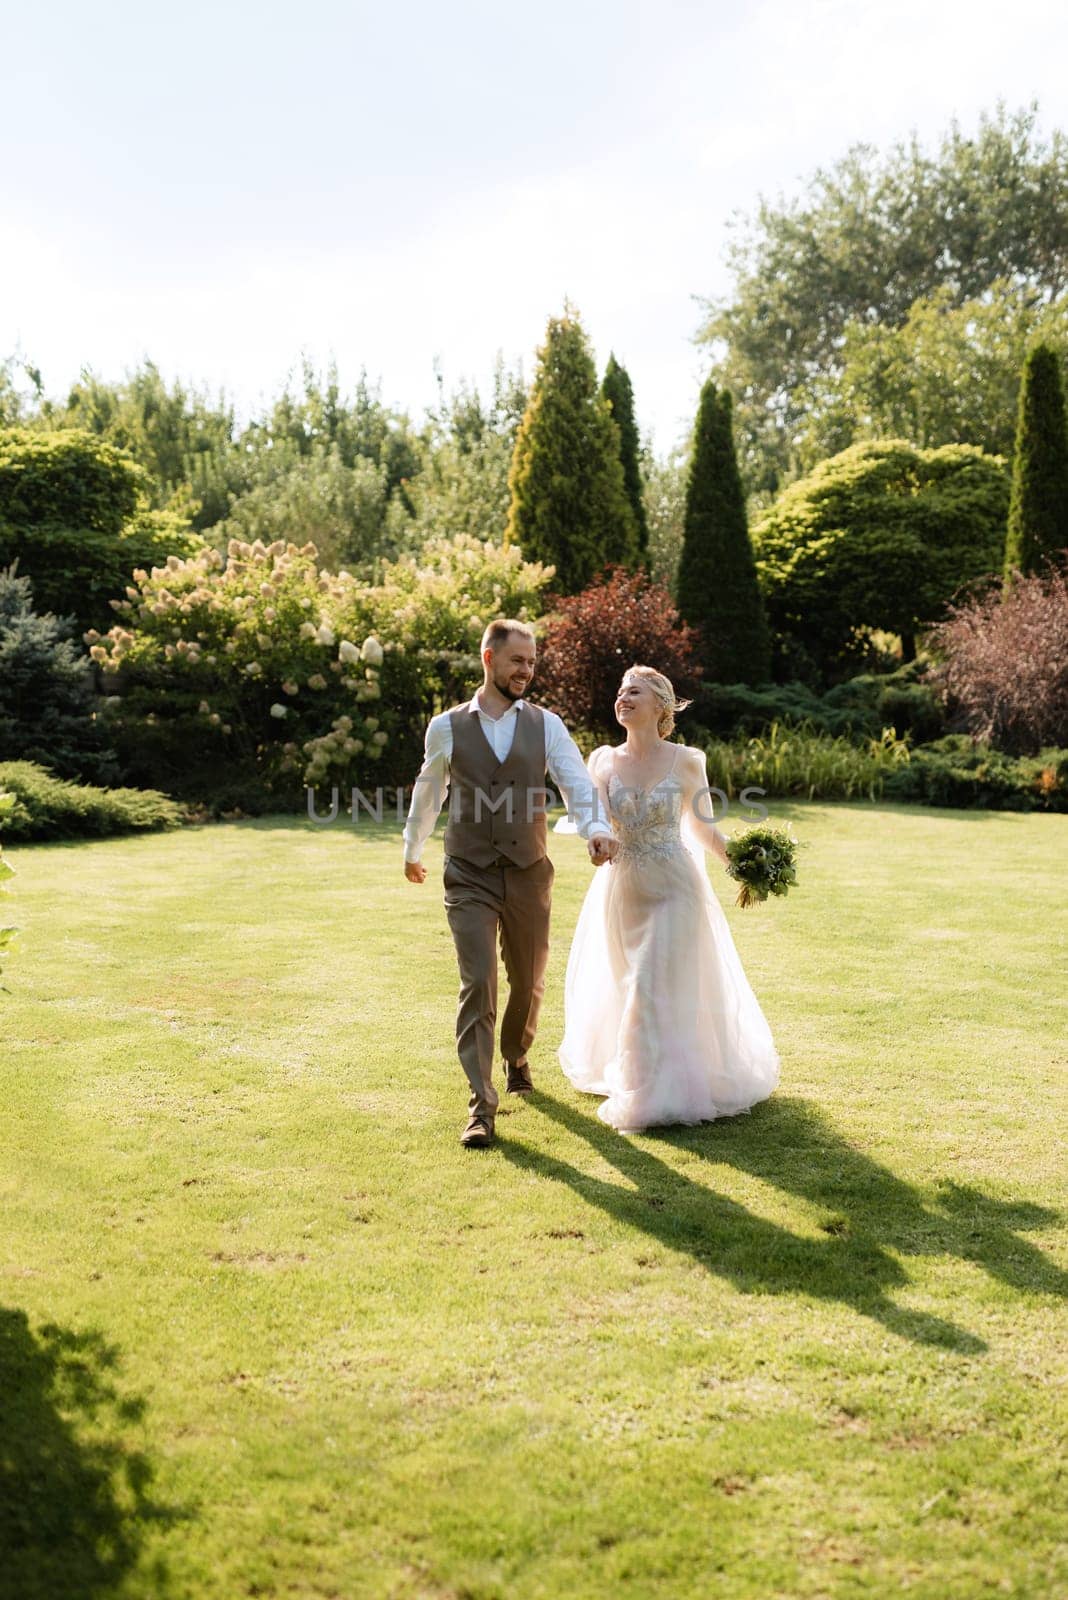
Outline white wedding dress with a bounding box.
[558,750,780,1132]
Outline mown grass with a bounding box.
[1,801,1066,1599]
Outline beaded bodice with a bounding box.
[607,772,686,862]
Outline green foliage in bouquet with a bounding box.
[724,825,801,909]
[0,789,16,989]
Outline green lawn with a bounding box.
[2,802,1067,1600]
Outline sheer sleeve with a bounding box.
[679,747,730,866]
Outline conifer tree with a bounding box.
[601,354,649,565]
[505,308,638,592]
[1005,343,1068,579]
[0,568,117,782]
[676,379,771,683]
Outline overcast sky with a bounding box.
[3,0,1066,452]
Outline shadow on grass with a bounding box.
[498,1090,1067,1353]
[0,1308,188,1599]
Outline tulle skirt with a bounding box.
[558,844,780,1132]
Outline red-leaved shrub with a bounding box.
[926,556,1068,754]
[532,566,703,736]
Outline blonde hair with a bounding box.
[622,665,693,738]
[481,618,536,655]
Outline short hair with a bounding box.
[621,665,693,738]
[481,618,536,656]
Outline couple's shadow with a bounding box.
[0,1308,187,1599]
[498,1090,1067,1352]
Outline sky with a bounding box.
[2,0,1067,453]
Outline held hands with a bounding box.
[588,833,619,867]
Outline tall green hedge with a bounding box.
[505,309,638,592]
[676,380,770,684]
[1005,343,1068,578]
[601,355,649,565]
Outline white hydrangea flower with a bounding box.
[316,624,336,647]
[338,639,360,664]
[360,636,384,666]
[270,703,288,719]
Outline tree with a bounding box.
[601,355,649,563]
[505,307,638,591]
[216,447,408,576]
[533,567,702,736]
[46,360,240,529]
[752,441,1009,681]
[406,360,528,546]
[697,104,1068,494]
[1005,344,1068,577]
[792,283,1068,472]
[644,446,688,592]
[0,429,203,631]
[0,568,117,783]
[676,380,771,684]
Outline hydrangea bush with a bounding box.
[88,538,399,804]
[88,533,553,809]
[338,532,553,707]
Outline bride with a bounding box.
[558,665,780,1133]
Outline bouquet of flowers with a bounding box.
[724,825,800,909]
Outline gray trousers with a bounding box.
[442,852,554,1117]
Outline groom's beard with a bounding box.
[494,673,530,702]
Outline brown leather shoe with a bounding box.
[505,1060,533,1095]
[460,1113,495,1148]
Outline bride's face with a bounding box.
[615,676,658,729]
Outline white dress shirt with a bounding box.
[403,693,611,863]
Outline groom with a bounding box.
[404,619,617,1148]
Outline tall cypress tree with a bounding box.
[505,307,638,592]
[601,354,649,566]
[676,379,771,684]
[1005,343,1068,579]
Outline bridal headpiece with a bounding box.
[622,665,693,738]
